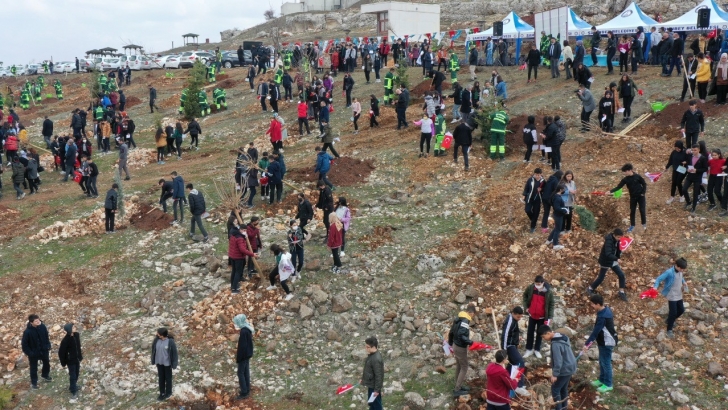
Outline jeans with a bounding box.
[247,186,256,206]
[67,363,80,394]
[580,108,592,130]
[14,182,24,197]
[87,175,98,196]
[230,258,246,291]
[156,364,173,397]
[367,387,383,410]
[238,359,250,397]
[551,375,571,410]
[685,131,699,148]
[105,208,115,232]
[353,112,360,131]
[173,198,186,222]
[591,47,598,66]
[319,172,333,189]
[268,267,291,293]
[160,192,173,212]
[525,316,545,351]
[506,346,525,387]
[606,49,615,73]
[525,201,541,230]
[298,118,310,135]
[396,108,407,128]
[667,55,682,75]
[667,299,685,331]
[548,214,563,245]
[291,245,304,272]
[591,264,626,290]
[269,182,283,203]
[331,247,342,267]
[562,207,573,230]
[190,214,208,238]
[28,352,50,386]
[598,345,614,387]
[541,202,552,229]
[341,229,347,252]
[452,104,461,120]
[551,58,560,77]
[683,178,701,210]
[453,143,469,168]
[661,55,669,74]
[453,344,469,390]
[629,195,646,226]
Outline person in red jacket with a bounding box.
[297,100,310,136]
[245,217,263,277]
[5,132,19,163]
[229,223,256,294]
[327,212,343,273]
[485,350,519,409]
[266,116,282,152]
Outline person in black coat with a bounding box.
[295,193,314,235]
[21,314,52,388]
[682,144,709,213]
[187,183,209,241]
[237,46,245,67]
[540,170,563,232]
[119,90,126,111]
[150,328,178,401]
[58,323,83,401]
[104,183,118,233]
[680,54,698,102]
[522,168,544,232]
[42,116,53,148]
[679,101,704,147]
[609,163,647,231]
[452,120,474,171]
[547,37,562,78]
[547,183,569,249]
[148,85,159,113]
[667,32,684,76]
[527,44,541,83]
[316,181,335,238]
[343,73,355,107]
[575,63,593,88]
[158,179,174,212]
[233,314,254,400]
[598,90,616,132]
[665,140,688,203]
[587,228,628,301]
[369,94,380,127]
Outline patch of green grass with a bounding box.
[0,387,13,409]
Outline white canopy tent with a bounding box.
[654,0,728,31]
[566,7,594,36]
[596,2,658,34]
[468,11,535,40]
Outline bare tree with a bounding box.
[264,7,276,20]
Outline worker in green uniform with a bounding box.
[433,109,447,156]
[489,109,510,160]
[449,52,460,82]
[10,65,17,76]
[94,104,104,121]
[37,75,45,89]
[32,82,42,102]
[179,88,188,114]
[213,87,227,110]
[20,89,31,110]
[274,66,283,86]
[0,93,4,110]
[383,68,396,105]
[54,79,63,100]
[24,80,31,93]
[108,78,118,92]
[99,74,108,94]
[283,51,292,71]
[43,61,49,74]
[207,64,216,83]
[539,32,550,66]
[198,90,210,116]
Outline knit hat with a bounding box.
[674,140,685,149]
[63,323,74,334]
[233,314,254,333]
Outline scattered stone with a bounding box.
[351,349,368,361]
[688,334,705,346]
[708,361,724,378]
[404,391,426,410]
[326,329,341,341]
[617,386,634,394]
[297,358,309,367]
[266,341,277,352]
[299,304,314,319]
[454,291,467,304]
[624,358,637,371]
[416,254,445,272]
[670,389,689,404]
[331,294,353,313]
[719,296,728,309]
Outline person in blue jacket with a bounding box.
[582,294,618,394]
[314,146,334,189]
[171,171,186,224]
[545,183,569,250]
[654,258,689,338]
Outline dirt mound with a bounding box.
[411,78,452,96]
[285,157,375,187]
[219,78,243,89]
[0,204,20,219]
[129,203,174,231]
[159,94,180,109]
[631,100,727,138]
[125,95,142,108]
[652,99,727,119]
[171,386,266,410]
[575,194,622,234]
[359,225,396,250]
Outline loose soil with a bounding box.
[285,156,375,186]
[129,202,174,231]
[219,78,243,89]
[171,387,267,410]
[410,79,452,97]
[359,225,396,250]
[159,94,181,109]
[125,95,142,108]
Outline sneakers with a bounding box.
[544,239,552,245]
[534,351,542,359]
[265,285,277,291]
[618,291,628,301]
[626,226,634,233]
[586,287,596,296]
[450,119,459,124]
[515,387,531,396]
[285,293,295,301]
[679,197,685,203]
[642,224,647,232]
[666,197,675,204]
[231,290,240,294]
[666,330,675,338]
[41,376,53,382]
[203,236,209,243]
[170,220,178,225]
[590,380,604,388]
[708,204,717,211]
[31,384,39,390]
[157,394,165,401]
[333,267,341,274]
[340,251,346,257]
[70,393,78,403]
[523,350,534,358]
[720,210,728,217]
[596,385,614,393]
[553,245,565,250]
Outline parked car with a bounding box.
[151,54,179,69]
[0,67,11,77]
[163,55,181,69]
[178,51,214,68]
[77,58,94,72]
[100,58,121,70]
[221,50,253,68]
[140,56,154,70]
[11,65,28,76]
[126,55,143,70]
[26,64,40,75]
[53,61,74,73]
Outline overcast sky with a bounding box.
[4,0,283,65]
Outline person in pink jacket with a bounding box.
[334,197,351,256]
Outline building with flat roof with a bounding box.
[360,1,440,38]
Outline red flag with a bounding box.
[591,190,608,196]
[336,383,357,394]
[449,30,456,37]
[640,288,659,299]
[644,172,663,183]
[619,236,633,251]
[469,341,492,351]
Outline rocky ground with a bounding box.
[0,58,727,410]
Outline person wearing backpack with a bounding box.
[523,116,538,162]
[582,294,618,393]
[448,305,475,396]
[540,170,563,233]
[266,244,294,301]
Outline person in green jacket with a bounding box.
[258,153,270,199]
[489,109,509,160]
[20,89,31,110]
[37,75,46,89]
[522,275,555,359]
[0,93,4,110]
[213,87,227,110]
[207,64,216,83]
[383,68,396,105]
[94,105,104,121]
[54,80,63,100]
[433,110,447,156]
[32,82,42,102]
[274,67,283,86]
[179,88,188,114]
[449,52,460,82]
[198,90,210,116]
[98,75,108,94]
[283,51,292,71]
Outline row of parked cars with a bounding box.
[0,48,261,77]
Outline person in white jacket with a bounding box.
[413,113,434,157]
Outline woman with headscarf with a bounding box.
[715,53,728,105]
[233,314,254,400]
[327,212,344,274]
[573,40,585,79]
